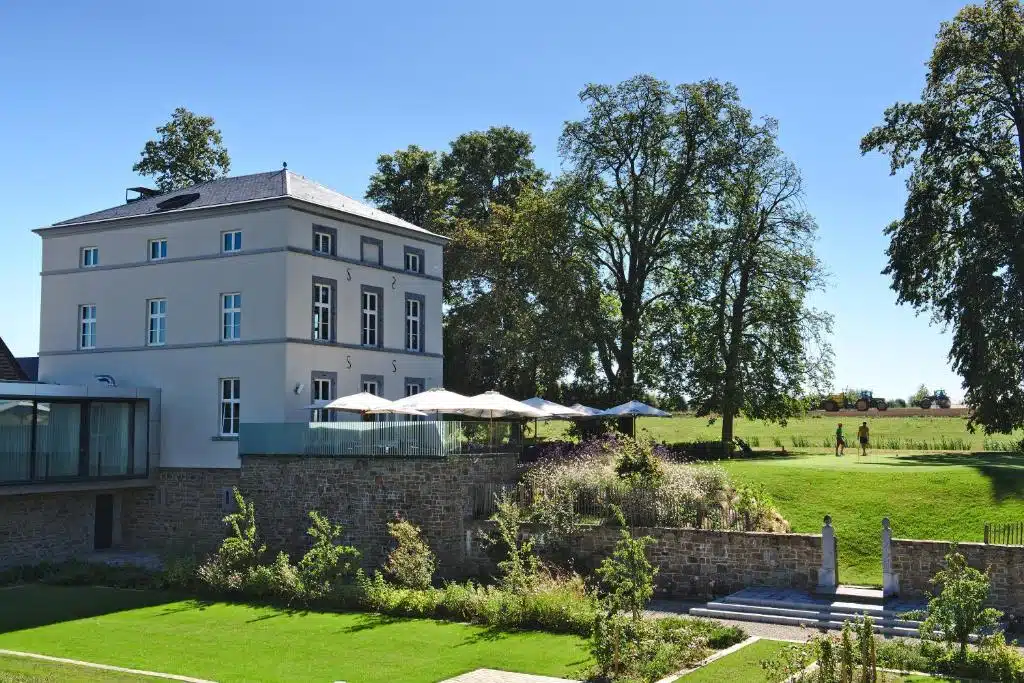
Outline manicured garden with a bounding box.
[0,653,156,682]
[0,585,591,683]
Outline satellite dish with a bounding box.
[155,193,200,211]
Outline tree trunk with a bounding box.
[720,264,752,448]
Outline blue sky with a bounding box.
[0,0,968,402]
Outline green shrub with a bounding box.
[595,507,656,621]
[383,519,436,590]
[917,548,1003,659]
[197,488,266,592]
[297,511,361,599]
[614,436,664,487]
[488,490,540,593]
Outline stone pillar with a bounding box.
[818,515,837,591]
[882,517,900,597]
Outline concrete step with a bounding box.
[689,607,921,638]
[815,585,887,604]
[704,602,923,630]
[715,596,921,620]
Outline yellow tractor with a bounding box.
[820,390,888,412]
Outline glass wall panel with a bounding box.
[0,399,33,482]
[89,402,132,477]
[132,401,149,475]
[36,402,81,478]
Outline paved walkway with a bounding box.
[439,670,579,683]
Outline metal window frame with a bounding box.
[218,377,241,436]
[146,298,167,346]
[311,276,338,342]
[221,230,243,253]
[148,238,168,261]
[312,224,338,257]
[403,245,425,274]
[404,293,425,352]
[360,285,384,347]
[79,304,97,350]
[221,292,242,342]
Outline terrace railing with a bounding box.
[984,522,1024,546]
[238,420,523,458]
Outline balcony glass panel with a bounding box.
[89,402,132,477]
[36,402,81,478]
[0,399,33,482]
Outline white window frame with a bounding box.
[80,247,98,268]
[311,377,333,422]
[222,231,242,253]
[313,283,333,341]
[404,251,420,273]
[361,291,379,347]
[405,298,422,352]
[221,293,241,342]
[79,304,96,350]
[147,298,167,346]
[314,231,333,255]
[361,380,379,396]
[148,238,168,261]
[219,378,240,437]
[405,382,422,397]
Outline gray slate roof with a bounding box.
[47,170,437,238]
[0,335,28,382]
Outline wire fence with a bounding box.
[984,522,1024,546]
[470,482,754,531]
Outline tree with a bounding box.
[133,107,230,192]
[661,116,833,445]
[861,0,1024,433]
[910,384,931,407]
[559,76,742,401]
[365,145,441,229]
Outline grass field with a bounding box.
[535,414,1024,452]
[0,654,156,682]
[0,586,591,683]
[676,638,791,682]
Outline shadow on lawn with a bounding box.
[871,452,1024,501]
[0,585,181,634]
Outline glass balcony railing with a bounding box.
[238,419,522,458]
[0,397,150,485]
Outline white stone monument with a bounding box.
[818,515,837,591]
[882,517,900,597]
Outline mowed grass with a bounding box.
[676,638,790,682]
[535,414,1023,451]
[0,586,591,683]
[0,654,156,682]
[720,451,1024,586]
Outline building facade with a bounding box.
[34,170,445,469]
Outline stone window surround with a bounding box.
[403,245,425,274]
[404,376,425,396]
[312,224,337,257]
[310,370,337,421]
[311,276,338,343]
[360,236,384,266]
[404,292,425,353]
[360,373,384,395]
[360,284,384,348]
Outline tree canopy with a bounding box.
[862,0,1024,433]
[133,107,230,192]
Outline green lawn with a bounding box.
[0,655,155,682]
[0,586,591,683]
[535,414,1023,452]
[676,638,790,682]
[720,451,1024,585]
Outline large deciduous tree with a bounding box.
[862,0,1024,433]
[558,75,740,401]
[133,107,231,192]
[661,117,833,445]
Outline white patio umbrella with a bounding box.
[569,403,605,417]
[466,391,549,419]
[601,400,672,436]
[321,392,427,416]
[520,397,586,443]
[391,387,478,414]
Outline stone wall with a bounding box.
[892,539,1024,614]
[0,491,100,568]
[121,468,241,555]
[468,522,823,599]
[240,454,518,573]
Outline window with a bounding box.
[404,246,424,274]
[312,281,334,341]
[311,376,333,422]
[405,296,422,352]
[361,288,380,347]
[148,239,167,261]
[221,293,241,341]
[361,378,380,395]
[219,378,240,437]
[222,231,242,253]
[405,379,423,397]
[360,236,383,265]
[147,298,166,346]
[314,231,332,255]
[80,247,99,268]
[79,305,96,349]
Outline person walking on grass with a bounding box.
[835,423,846,457]
[858,421,870,456]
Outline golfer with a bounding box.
[858,421,870,456]
[835,423,846,457]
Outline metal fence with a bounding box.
[470,482,750,531]
[239,419,523,458]
[984,522,1024,546]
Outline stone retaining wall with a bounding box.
[240,454,518,573]
[469,522,823,599]
[0,491,101,568]
[892,538,1024,614]
[121,468,241,555]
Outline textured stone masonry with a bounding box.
[892,538,1024,615]
[0,492,99,567]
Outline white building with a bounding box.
[33,169,445,470]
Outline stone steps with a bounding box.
[689,605,922,638]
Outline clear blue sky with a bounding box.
[0,0,968,402]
